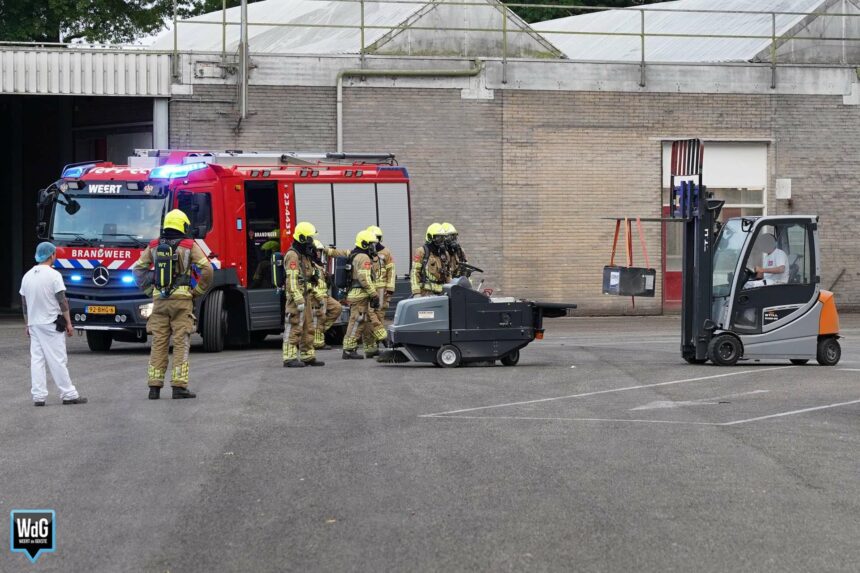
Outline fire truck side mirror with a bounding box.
[36,222,48,240]
[64,199,81,215]
[38,188,51,206]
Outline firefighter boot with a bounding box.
[172,386,197,399]
[364,344,380,359]
[303,358,326,366]
[342,349,364,360]
[148,387,160,400]
[284,359,306,368]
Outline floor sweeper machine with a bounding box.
[379,278,576,367]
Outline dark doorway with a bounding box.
[244,181,280,287]
[0,95,154,311]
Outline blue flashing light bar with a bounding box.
[70,274,83,282]
[62,166,87,178]
[61,162,100,178]
[149,162,208,180]
[121,274,134,284]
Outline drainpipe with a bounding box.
[336,60,483,152]
[239,0,249,120]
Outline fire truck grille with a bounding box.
[65,288,147,302]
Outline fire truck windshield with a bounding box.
[51,195,166,246]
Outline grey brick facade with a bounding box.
[170,83,860,313]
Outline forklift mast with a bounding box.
[669,140,725,363]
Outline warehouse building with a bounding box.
[1,0,859,313]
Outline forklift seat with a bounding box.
[788,254,802,284]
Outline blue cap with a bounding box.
[35,241,57,263]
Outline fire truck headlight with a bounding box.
[138,303,154,319]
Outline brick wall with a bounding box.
[772,95,860,301]
[343,88,503,288]
[170,84,860,313]
[501,91,774,314]
[170,85,336,150]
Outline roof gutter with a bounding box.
[336,60,484,152]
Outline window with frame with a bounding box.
[177,191,213,238]
[742,222,811,287]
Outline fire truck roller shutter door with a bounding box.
[333,183,376,254]
[294,184,335,247]
[376,183,410,279]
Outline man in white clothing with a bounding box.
[744,233,788,289]
[19,242,87,406]
[754,234,789,285]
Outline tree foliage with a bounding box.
[504,0,667,24]
[0,0,261,44]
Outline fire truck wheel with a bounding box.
[436,345,461,368]
[500,349,520,366]
[86,331,113,352]
[707,333,742,366]
[202,290,227,353]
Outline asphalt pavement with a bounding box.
[1,315,859,572]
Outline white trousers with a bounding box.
[29,323,79,402]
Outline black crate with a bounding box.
[602,266,656,297]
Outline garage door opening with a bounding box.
[0,95,157,311]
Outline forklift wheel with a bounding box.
[707,334,742,366]
[816,337,841,366]
[683,354,707,365]
[500,350,520,366]
[436,345,462,368]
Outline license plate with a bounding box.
[86,305,116,315]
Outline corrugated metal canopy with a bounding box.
[0,46,171,96]
[533,0,830,63]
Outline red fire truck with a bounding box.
[36,150,412,352]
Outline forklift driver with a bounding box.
[745,233,788,288]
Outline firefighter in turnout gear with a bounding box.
[342,230,388,359]
[310,239,348,350]
[410,223,449,297]
[282,221,324,368]
[363,225,394,358]
[133,209,213,400]
[441,222,467,278]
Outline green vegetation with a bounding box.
[0,0,261,44]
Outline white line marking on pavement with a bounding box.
[720,399,860,425]
[420,366,794,417]
[629,390,769,411]
[837,368,860,372]
[428,415,721,426]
